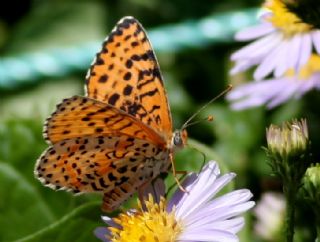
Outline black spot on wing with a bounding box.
[108,93,120,105]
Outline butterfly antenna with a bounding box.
[181,84,232,130]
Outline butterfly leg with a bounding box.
[169,153,189,193]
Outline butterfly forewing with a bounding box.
[85,17,172,140]
[44,95,165,146]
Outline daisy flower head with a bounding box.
[95,161,255,242]
[230,0,320,80]
[227,54,320,109]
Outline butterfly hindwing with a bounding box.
[85,17,173,140]
[35,135,169,194]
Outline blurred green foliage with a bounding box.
[0,0,319,241]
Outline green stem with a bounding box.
[284,185,297,242]
[316,216,320,242]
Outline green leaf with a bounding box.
[0,162,54,242]
[15,202,102,242]
[0,117,103,242]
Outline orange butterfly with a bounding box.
[35,16,188,211]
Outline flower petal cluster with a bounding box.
[95,161,255,242]
[228,0,320,109]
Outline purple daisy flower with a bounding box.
[227,54,320,109]
[95,161,255,242]
[230,0,320,80]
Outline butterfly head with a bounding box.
[172,129,188,150]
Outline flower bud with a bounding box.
[266,119,308,160]
[303,164,320,204]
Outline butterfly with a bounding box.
[34,16,188,212]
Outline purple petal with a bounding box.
[297,34,312,70]
[179,229,238,242]
[253,39,288,80]
[167,173,197,212]
[175,162,222,219]
[274,39,290,77]
[185,190,254,228]
[267,80,300,108]
[176,172,236,220]
[287,34,302,69]
[101,216,120,228]
[230,59,259,75]
[186,201,255,229]
[235,22,275,41]
[94,227,111,242]
[298,74,320,93]
[312,30,320,54]
[226,80,267,100]
[188,217,245,234]
[314,73,320,89]
[294,79,314,97]
[227,78,289,110]
[231,32,280,61]
[138,177,165,204]
[259,10,273,22]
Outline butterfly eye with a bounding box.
[173,132,183,146]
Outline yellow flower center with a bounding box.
[264,0,313,36]
[286,54,320,80]
[108,196,182,242]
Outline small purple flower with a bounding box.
[230,0,320,80]
[254,192,285,241]
[95,161,255,242]
[227,54,320,109]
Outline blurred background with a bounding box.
[1,0,318,241]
